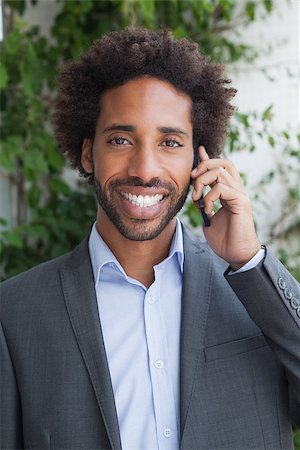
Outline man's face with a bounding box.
[81,76,194,241]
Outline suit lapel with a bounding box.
[59,239,122,450]
[180,228,213,439]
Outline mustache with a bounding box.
[108,177,174,190]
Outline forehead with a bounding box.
[97,76,193,129]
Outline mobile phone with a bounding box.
[192,150,211,227]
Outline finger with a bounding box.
[199,145,209,162]
[191,157,241,182]
[192,182,205,201]
[192,167,244,201]
[198,166,243,191]
[191,145,208,177]
[203,183,250,215]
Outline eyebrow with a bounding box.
[103,124,135,133]
[102,124,189,137]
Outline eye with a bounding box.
[108,136,132,145]
[161,138,183,148]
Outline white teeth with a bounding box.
[121,192,164,207]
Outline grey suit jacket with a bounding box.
[1,226,300,450]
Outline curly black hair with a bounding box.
[52,27,236,180]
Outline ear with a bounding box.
[81,138,93,173]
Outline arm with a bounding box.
[191,146,300,426]
[224,249,300,426]
[0,320,24,449]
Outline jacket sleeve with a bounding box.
[0,320,24,449]
[224,247,300,426]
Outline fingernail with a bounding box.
[191,168,197,175]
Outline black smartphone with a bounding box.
[192,150,211,227]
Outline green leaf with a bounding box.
[289,150,300,158]
[262,105,274,121]
[0,218,8,226]
[268,136,275,147]
[23,148,48,173]
[263,0,273,13]
[4,29,21,56]
[183,200,202,228]
[27,186,41,208]
[50,178,70,195]
[239,172,247,183]
[139,0,155,25]
[20,43,42,97]
[20,64,34,97]
[46,143,63,171]
[0,151,14,171]
[235,112,249,128]
[0,64,8,90]
[22,224,50,241]
[27,99,47,124]
[2,230,24,249]
[245,1,256,21]
[289,187,300,201]
[277,249,288,265]
[282,131,290,140]
[0,136,23,171]
[6,0,26,15]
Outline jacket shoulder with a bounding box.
[0,238,89,309]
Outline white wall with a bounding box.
[226,0,299,245]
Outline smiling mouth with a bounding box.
[120,192,164,208]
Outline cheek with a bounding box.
[93,153,124,187]
[169,155,193,186]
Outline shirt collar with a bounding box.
[165,216,184,272]
[88,217,184,285]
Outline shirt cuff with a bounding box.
[228,247,266,275]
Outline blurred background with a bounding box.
[0,0,299,445]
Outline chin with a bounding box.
[112,216,175,242]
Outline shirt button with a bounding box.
[154,359,164,369]
[164,428,172,438]
[147,295,156,304]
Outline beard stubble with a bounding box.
[93,175,190,241]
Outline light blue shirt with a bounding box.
[88,219,265,450]
[89,218,184,450]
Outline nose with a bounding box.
[127,144,164,182]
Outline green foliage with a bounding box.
[294,426,300,450]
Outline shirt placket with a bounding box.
[144,280,179,449]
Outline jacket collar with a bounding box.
[180,226,213,438]
[59,236,122,450]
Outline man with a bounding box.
[1,27,299,450]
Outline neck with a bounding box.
[95,209,177,288]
